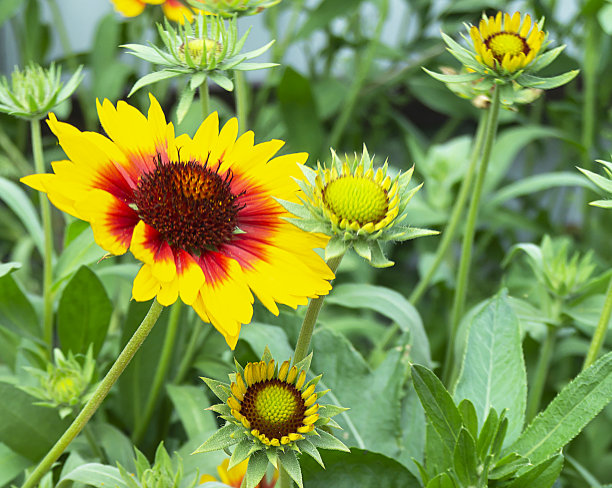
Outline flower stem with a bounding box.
[200,81,210,120]
[30,119,54,354]
[328,0,388,149]
[526,324,557,421]
[235,71,249,134]
[409,110,488,305]
[132,300,181,444]
[278,467,293,488]
[173,319,210,385]
[20,299,164,488]
[583,276,612,370]
[293,254,344,364]
[443,85,501,384]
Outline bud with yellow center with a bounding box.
[195,348,349,488]
[280,145,438,268]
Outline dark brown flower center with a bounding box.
[240,379,306,440]
[485,32,529,63]
[133,155,242,254]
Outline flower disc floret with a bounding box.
[470,12,544,73]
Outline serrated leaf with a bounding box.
[308,429,350,452]
[201,377,231,403]
[508,351,612,464]
[228,438,255,469]
[454,292,527,445]
[506,454,564,488]
[299,438,325,468]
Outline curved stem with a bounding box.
[409,111,488,305]
[132,301,181,444]
[21,300,164,488]
[583,276,612,370]
[234,71,249,134]
[327,0,388,149]
[278,467,293,488]
[443,85,501,384]
[30,119,54,353]
[526,324,557,421]
[173,319,210,385]
[293,254,344,364]
[200,81,210,120]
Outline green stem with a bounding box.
[132,301,181,444]
[293,254,344,364]
[327,0,388,149]
[0,124,31,176]
[526,324,557,421]
[83,424,105,462]
[21,300,164,488]
[200,82,210,120]
[278,467,293,488]
[409,111,488,305]
[443,85,501,384]
[31,119,54,354]
[234,71,249,134]
[583,276,612,370]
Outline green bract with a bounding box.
[0,62,83,120]
[281,146,438,268]
[20,347,96,419]
[123,14,277,121]
[579,159,612,209]
[194,348,349,488]
[188,0,281,17]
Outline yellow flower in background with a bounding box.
[21,95,333,349]
[469,12,544,74]
[200,458,277,487]
[111,0,204,24]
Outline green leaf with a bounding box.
[128,69,181,98]
[326,284,431,366]
[308,429,350,452]
[487,172,596,208]
[0,0,25,24]
[0,442,31,487]
[228,438,256,470]
[311,329,405,458]
[53,226,106,288]
[422,67,483,83]
[516,70,579,90]
[57,464,127,488]
[0,268,39,338]
[0,175,44,257]
[90,423,136,471]
[458,399,478,441]
[192,423,239,454]
[301,448,421,487]
[167,385,216,439]
[0,382,70,461]
[411,365,462,455]
[453,428,479,487]
[200,377,231,403]
[277,67,324,158]
[508,351,612,464]
[505,454,564,488]
[245,450,268,488]
[425,473,456,488]
[176,85,196,124]
[57,266,112,356]
[208,72,234,91]
[238,323,293,361]
[278,449,303,488]
[454,292,527,445]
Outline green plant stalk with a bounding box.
[526,324,557,421]
[31,119,54,353]
[293,254,344,364]
[20,299,164,488]
[132,300,181,444]
[409,111,488,305]
[0,124,31,175]
[327,0,389,149]
[234,70,249,134]
[278,466,292,488]
[443,85,501,384]
[583,276,612,370]
[200,81,210,120]
[173,320,211,385]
